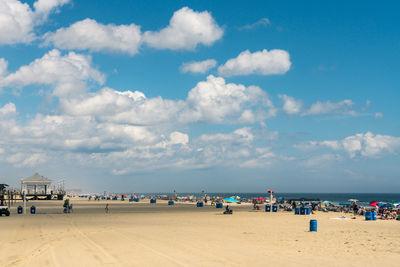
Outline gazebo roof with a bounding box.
[21,173,52,184]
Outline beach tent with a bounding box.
[223,197,239,203]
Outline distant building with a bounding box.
[21,173,52,195]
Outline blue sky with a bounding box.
[0,0,399,193]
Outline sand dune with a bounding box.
[1,200,399,267]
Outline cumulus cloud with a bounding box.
[43,19,142,55]
[298,132,400,158]
[217,49,291,77]
[0,0,69,45]
[180,59,217,74]
[143,7,223,50]
[0,49,105,97]
[61,75,275,125]
[302,99,356,116]
[186,75,276,123]
[374,112,384,118]
[278,94,302,115]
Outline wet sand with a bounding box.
[1,199,399,266]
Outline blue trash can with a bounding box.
[30,205,36,214]
[168,201,174,205]
[310,220,317,232]
[371,211,377,220]
[17,206,23,214]
[300,207,305,215]
[197,202,204,207]
[365,211,372,221]
[135,198,140,202]
[305,207,311,215]
[101,197,106,200]
[121,198,125,201]
[216,203,223,208]
[129,198,134,202]
[150,199,156,204]
[272,204,278,212]
[295,207,300,215]
[265,204,271,212]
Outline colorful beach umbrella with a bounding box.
[369,201,382,207]
[223,197,239,203]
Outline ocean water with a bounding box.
[136,193,400,203]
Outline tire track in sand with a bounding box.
[67,218,120,266]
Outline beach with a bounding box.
[1,199,399,267]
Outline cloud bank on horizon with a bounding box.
[0,0,398,191]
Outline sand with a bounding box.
[1,199,399,267]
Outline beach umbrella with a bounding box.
[223,197,239,203]
[369,201,381,207]
[381,203,394,208]
[348,199,359,202]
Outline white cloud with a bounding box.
[0,0,69,45]
[299,132,400,158]
[187,75,276,123]
[43,19,142,55]
[217,49,291,77]
[0,49,105,97]
[374,112,384,118]
[180,59,217,74]
[239,18,271,30]
[0,102,16,117]
[302,99,356,116]
[143,7,223,50]
[61,75,275,125]
[278,94,302,115]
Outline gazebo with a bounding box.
[21,173,52,195]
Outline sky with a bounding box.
[0,0,399,193]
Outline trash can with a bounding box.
[150,199,156,204]
[216,203,223,209]
[265,204,271,212]
[107,197,111,200]
[129,198,134,202]
[272,204,278,212]
[365,211,372,221]
[121,198,125,201]
[310,220,317,232]
[168,201,174,205]
[17,206,23,214]
[197,202,204,207]
[300,207,305,215]
[295,207,300,215]
[371,211,377,220]
[30,205,36,214]
[135,198,140,202]
[305,207,311,215]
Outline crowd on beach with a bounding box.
[67,193,400,220]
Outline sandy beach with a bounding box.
[1,199,399,267]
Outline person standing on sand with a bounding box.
[105,203,109,213]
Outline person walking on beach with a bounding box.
[63,198,69,213]
[105,203,109,213]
